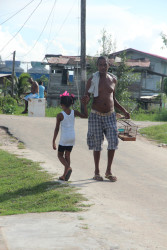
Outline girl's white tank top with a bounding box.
[59,110,75,146]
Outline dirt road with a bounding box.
[0,115,167,250]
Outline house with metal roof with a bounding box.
[110,48,167,108]
[43,54,81,106]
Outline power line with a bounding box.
[0,0,35,26]
[45,1,57,54]
[45,0,76,52]
[22,0,57,58]
[56,0,76,35]
[0,0,43,54]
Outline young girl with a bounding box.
[52,91,88,181]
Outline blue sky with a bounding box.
[1,0,167,63]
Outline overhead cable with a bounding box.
[0,0,42,53]
[0,0,35,26]
[45,0,76,52]
[23,0,57,57]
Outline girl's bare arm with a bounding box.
[74,104,88,118]
[52,113,63,150]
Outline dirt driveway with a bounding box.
[0,115,167,250]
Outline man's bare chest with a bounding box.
[98,79,114,94]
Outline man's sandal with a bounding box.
[93,174,103,181]
[105,174,117,182]
[59,176,65,181]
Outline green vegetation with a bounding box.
[17,142,25,149]
[139,124,167,144]
[131,108,167,121]
[0,149,86,216]
[45,106,62,117]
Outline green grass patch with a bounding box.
[131,108,167,121]
[45,106,62,117]
[139,124,167,144]
[0,149,86,216]
[17,142,25,149]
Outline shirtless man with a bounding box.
[82,56,130,182]
[22,78,39,114]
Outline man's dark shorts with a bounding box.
[87,111,118,151]
[58,145,73,153]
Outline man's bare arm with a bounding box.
[113,91,130,119]
[82,77,92,104]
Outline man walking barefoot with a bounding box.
[82,56,130,182]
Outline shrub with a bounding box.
[1,95,17,107]
[0,96,17,114]
[2,104,16,114]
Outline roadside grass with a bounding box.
[139,124,167,144]
[45,106,62,117]
[0,149,86,216]
[0,105,62,117]
[17,142,25,149]
[131,108,167,121]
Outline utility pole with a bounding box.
[12,50,16,97]
[80,0,86,112]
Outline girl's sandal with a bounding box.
[93,174,103,181]
[105,174,117,182]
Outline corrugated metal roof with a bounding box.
[110,48,167,61]
[45,55,80,65]
[45,54,150,68]
[109,58,150,68]
[140,94,159,99]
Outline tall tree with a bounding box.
[98,28,116,56]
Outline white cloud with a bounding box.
[1,0,167,62]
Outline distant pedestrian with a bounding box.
[38,81,45,98]
[22,78,39,114]
[52,91,88,181]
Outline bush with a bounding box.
[2,104,16,114]
[0,95,17,107]
[0,96,17,114]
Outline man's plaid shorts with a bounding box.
[87,111,118,151]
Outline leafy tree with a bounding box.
[164,78,167,95]
[17,73,31,98]
[36,75,49,87]
[98,28,116,56]
[2,77,12,96]
[161,32,167,49]
[112,52,135,100]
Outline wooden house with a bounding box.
[43,55,81,106]
[110,48,167,108]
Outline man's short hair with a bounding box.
[39,81,43,85]
[97,56,109,65]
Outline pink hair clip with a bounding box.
[60,91,69,97]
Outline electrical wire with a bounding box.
[0,0,42,53]
[0,0,35,26]
[56,0,76,35]
[22,0,57,58]
[45,0,57,54]
[44,0,76,53]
